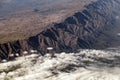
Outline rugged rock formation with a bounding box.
[0,0,120,59]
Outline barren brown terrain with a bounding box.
[1,1,120,80]
[0,0,120,59]
[0,0,96,43]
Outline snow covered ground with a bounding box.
[0,49,120,80]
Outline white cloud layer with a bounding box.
[0,49,120,80]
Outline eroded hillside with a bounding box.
[0,0,120,59]
[0,0,96,43]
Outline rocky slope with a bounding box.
[0,0,120,59]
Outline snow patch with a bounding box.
[30,50,37,53]
[23,51,28,55]
[115,16,120,19]
[47,47,53,50]
[117,33,120,36]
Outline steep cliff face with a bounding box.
[0,0,120,59]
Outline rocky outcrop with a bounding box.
[0,0,120,59]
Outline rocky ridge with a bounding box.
[0,0,120,59]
